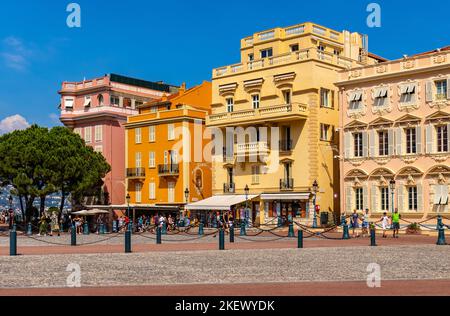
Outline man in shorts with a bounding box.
[361,209,370,238]
[392,208,401,238]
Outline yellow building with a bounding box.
[205,22,385,225]
[125,81,212,215]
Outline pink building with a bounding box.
[337,47,450,221]
[59,74,178,205]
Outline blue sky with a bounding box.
[0,0,449,130]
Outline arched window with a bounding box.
[98,94,104,106]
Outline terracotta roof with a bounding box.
[409,46,450,57]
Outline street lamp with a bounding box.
[389,179,396,215]
[244,185,249,227]
[312,180,319,228]
[184,188,190,204]
[8,195,13,230]
[126,193,131,218]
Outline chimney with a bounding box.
[179,82,187,95]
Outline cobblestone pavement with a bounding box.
[0,245,449,289]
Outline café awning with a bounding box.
[260,193,311,201]
[186,195,259,211]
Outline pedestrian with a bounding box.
[361,209,369,238]
[392,208,401,239]
[381,212,389,238]
[38,214,48,236]
[351,209,360,238]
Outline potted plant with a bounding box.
[406,222,421,235]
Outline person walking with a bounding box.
[381,212,390,238]
[38,214,48,236]
[351,210,360,238]
[361,209,370,238]
[392,208,401,239]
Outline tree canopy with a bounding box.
[0,125,111,220]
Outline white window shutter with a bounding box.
[345,186,353,213]
[417,184,423,212]
[397,183,404,212]
[363,185,369,211]
[425,81,433,102]
[447,124,450,151]
[388,129,395,156]
[371,185,378,212]
[426,124,434,154]
[416,126,422,154]
[433,185,443,205]
[344,132,351,159]
[447,78,450,100]
[369,130,376,157]
[396,127,403,156]
[363,132,369,157]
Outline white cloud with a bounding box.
[0,115,30,135]
[1,36,33,71]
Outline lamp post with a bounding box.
[184,188,191,223]
[8,195,13,230]
[126,193,131,219]
[244,185,249,227]
[312,180,319,228]
[389,179,396,216]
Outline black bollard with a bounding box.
[230,226,235,243]
[342,223,350,240]
[297,230,303,249]
[370,229,377,247]
[437,228,446,246]
[10,225,17,256]
[219,229,225,250]
[156,226,162,245]
[71,224,77,246]
[125,229,132,253]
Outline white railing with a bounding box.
[258,30,275,41]
[245,37,254,46]
[285,25,305,36]
[236,142,270,155]
[312,26,326,36]
[61,105,138,116]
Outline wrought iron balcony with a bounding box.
[280,178,294,191]
[223,183,236,194]
[279,139,293,152]
[158,164,180,176]
[126,168,146,178]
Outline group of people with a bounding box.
[38,212,61,236]
[0,210,13,226]
[350,209,401,238]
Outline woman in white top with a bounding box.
[381,212,390,238]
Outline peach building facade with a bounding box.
[337,47,450,219]
[59,74,178,205]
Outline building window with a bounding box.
[354,133,363,157]
[135,101,143,108]
[333,49,341,56]
[135,183,142,203]
[226,98,234,113]
[355,187,364,211]
[436,80,448,100]
[74,128,82,137]
[95,125,102,142]
[150,106,157,113]
[84,127,92,143]
[149,183,156,200]
[437,125,449,153]
[290,44,299,52]
[320,88,332,108]
[408,186,418,211]
[405,128,417,154]
[378,131,389,156]
[94,145,103,153]
[135,128,142,144]
[149,126,156,142]
[149,152,155,168]
[320,124,330,141]
[283,90,291,105]
[252,94,260,109]
[260,48,273,59]
[64,97,74,108]
[168,182,175,203]
[374,88,388,107]
[84,96,91,107]
[400,84,416,104]
[110,96,120,106]
[98,94,104,106]
[349,92,363,110]
[248,54,254,61]
[123,97,132,108]
[168,124,175,140]
[135,152,142,168]
[380,187,390,211]
[251,165,260,185]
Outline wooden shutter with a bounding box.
[388,129,395,156]
[426,124,434,154]
[425,81,433,102]
[416,126,422,154]
[345,186,353,213]
[396,127,403,156]
[447,78,450,100]
[397,182,404,212]
[344,132,351,159]
[417,184,423,212]
[363,186,369,211]
[371,185,378,212]
[363,132,369,157]
[447,124,450,152]
[369,130,376,157]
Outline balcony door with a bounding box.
[282,126,291,150]
[227,168,234,185]
[284,162,292,180]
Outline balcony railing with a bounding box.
[436,94,448,101]
[126,168,146,178]
[280,178,294,191]
[236,142,270,156]
[158,164,180,176]
[279,140,293,152]
[224,183,236,194]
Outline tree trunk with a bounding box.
[40,195,46,216]
[19,195,25,221]
[59,190,66,222]
[25,196,35,222]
